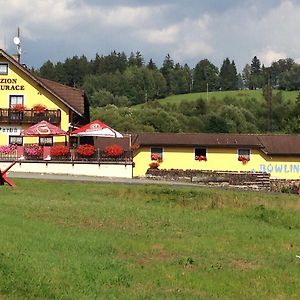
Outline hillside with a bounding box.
[91,89,300,134]
[156,89,299,105]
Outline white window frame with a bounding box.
[9,135,23,146]
[150,146,163,161]
[0,63,8,75]
[237,148,251,160]
[9,95,24,106]
[39,136,53,146]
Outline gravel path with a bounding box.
[8,172,197,187]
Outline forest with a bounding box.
[35,52,300,134]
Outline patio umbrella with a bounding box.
[70,120,123,138]
[21,120,68,136]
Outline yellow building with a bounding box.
[132,132,300,180]
[0,49,89,147]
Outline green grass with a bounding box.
[1,179,300,299]
[158,89,299,105]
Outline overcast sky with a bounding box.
[1,0,300,71]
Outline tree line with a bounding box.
[36,51,300,108]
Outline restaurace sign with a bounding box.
[0,78,25,91]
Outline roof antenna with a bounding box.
[13,27,22,63]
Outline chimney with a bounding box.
[11,54,20,63]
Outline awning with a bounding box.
[21,120,68,136]
[70,120,123,138]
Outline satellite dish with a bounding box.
[13,36,20,45]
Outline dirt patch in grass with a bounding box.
[231,259,260,271]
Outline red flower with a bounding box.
[105,144,124,158]
[76,144,95,157]
[51,145,70,157]
[32,104,47,113]
[151,153,161,161]
[238,156,250,164]
[11,104,26,112]
[195,155,207,161]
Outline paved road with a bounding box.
[8,171,198,187]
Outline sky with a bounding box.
[1,0,300,72]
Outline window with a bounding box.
[0,63,8,75]
[238,148,250,161]
[9,95,24,106]
[9,136,23,146]
[195,147,207,161]
[39,136,53,146]
[150,147,163,161]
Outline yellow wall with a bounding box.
[0,57,69,145]
[133,146,300,180]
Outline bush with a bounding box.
[104,144,124,158]
[24,144,43,157]
[149,161,160,169]
[76,144,95,157]
[50,145,70,157]
[0,144,17,154]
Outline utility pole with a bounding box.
[267,74,272,132]
[206,83,208,101]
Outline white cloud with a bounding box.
[140,25,179,44]
[138,15,213,62]
[258,49,287,66]
[2,0,300,70]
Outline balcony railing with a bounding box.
[0,109,61,124]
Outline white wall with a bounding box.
[0,161,133,178]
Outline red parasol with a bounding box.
[71,120,123,138]
[21,120,68,136]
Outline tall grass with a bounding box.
[0,179,300,299]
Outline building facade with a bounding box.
[132,133,300,180]
[0,49,89,147]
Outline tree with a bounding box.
[160,54,176,94]
[270,58,295,87]
[242,64,251,89]
[38,60,58,81]
[219,58,238,91]
[192,59,219,92]
[147,58,157,70]
[249,56,264,89]
[278,64,300,90]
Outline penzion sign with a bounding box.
[0,78,25,91]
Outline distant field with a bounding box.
[157,89,299,105]
[1,179,300,299]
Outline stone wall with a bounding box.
[146,169,271,191]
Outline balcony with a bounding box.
[0,108,61,125]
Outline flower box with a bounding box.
[195,155,207,161]
[238,156,250,164]
[10,104,26,112]
[151,153,162,161]
[24,144,43,159]
[50,145,70,159]
[104,144,124,158]
[32,104,47,113]
[76,144,95,157]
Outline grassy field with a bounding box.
[1,179,300,299]
[158,89,299,105]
